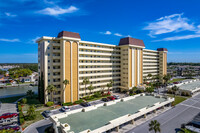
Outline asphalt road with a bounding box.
[23,119,52,133]
[127,93,200,133]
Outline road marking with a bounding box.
[161,101,197,126]
[180,103,200,110]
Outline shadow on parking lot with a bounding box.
[36,123,53,133]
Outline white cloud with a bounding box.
[144,13,195,37]
[114,33,122,37]
[0,38,20,42]
[5,12,17,17]
[104,31,111,35]
[153,34,200,42]
[37,6,78,16]
[29,36,40,43]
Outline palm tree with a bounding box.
[46,84,57,102]
[163,74,171,86]
[107,80,114,92]
[63,79,69,88]
[147,73,152,81]
[149,120,161,133]
[172,85,179,97]
[26,90,34,98]
[83,78,90,96]
[27,105,36,119]
[88,84,94,95]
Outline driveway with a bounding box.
[23,119,52,133]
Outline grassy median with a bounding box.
[168,94,188,105]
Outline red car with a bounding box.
[0,126,20,131]
[0,113,18,120]
[107,96,115,100]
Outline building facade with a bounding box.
[37,31,167,103]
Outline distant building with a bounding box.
[19,77,31,83]
[29,72,38,82]
[168,65,200,77]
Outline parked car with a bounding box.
[61,106,70,112]
[0,126,20,131]
[0,118,18,126]
[113,95,120,99]
[43,110,53,118]
[80,102,91,107]
[107,96,115,100]
[0,113,18,120]
[101,98,110,102]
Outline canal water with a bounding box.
[0,86,38,98]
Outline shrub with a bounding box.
[45,126,55,133]
[19,118,25,125]
[46,102,54,107]
[181,92,186,96]
[21,98,27,104]
[62,102,73,106]
[185,92,190,96]
[25,114,36,120]
[135,89,142,94]
[82,96,90,100]
[19,112,24,118]
[93,92,101,98]
[73,99,83,104]
[167,89,173,94]
[6,83,11,86]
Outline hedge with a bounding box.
[62,102,73,106]
[46,102,54,107]
[17,102,25,125]
[73,99,83,104]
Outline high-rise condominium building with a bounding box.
[37,31,167,103]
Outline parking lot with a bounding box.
[50,99,104,115]
[0,103,20,131]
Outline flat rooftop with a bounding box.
[58,96,166,133]
[179,81,200,91]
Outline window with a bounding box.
[48,47,50,49]
[48,54,50,56]
[48,66,50,69]
[48,60,50,63]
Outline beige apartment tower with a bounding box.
[37,31,167,103]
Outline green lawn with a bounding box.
[22,110,44,129]
[169,78,185,83]
[0,95,25,103]
[168,94,187,105]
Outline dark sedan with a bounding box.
[80,102,91,107]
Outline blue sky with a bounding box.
[0,0,200,63]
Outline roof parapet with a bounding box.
[119,37,145,48]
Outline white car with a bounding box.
[61,106,70,112]
[113,95,120,99]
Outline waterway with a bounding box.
[0,86,38,98]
